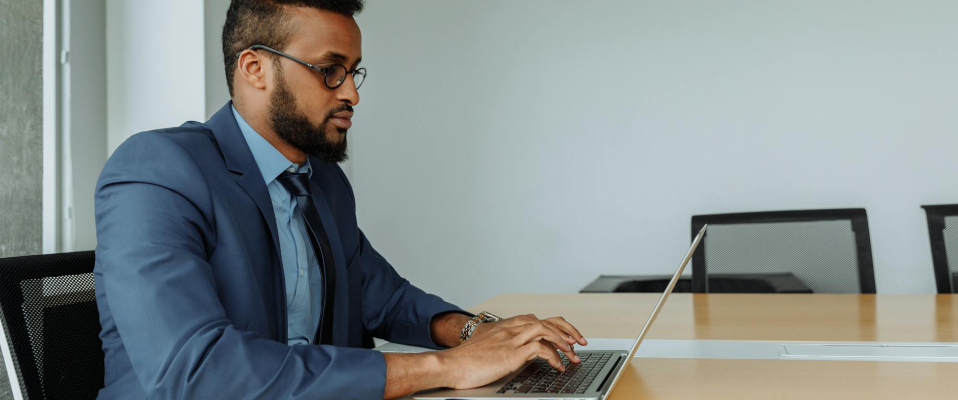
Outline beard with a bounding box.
[268,68,350,164]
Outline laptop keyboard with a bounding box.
[497,352,615,395]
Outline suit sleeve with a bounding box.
[95,132,386,400]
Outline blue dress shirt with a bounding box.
[233,106,322,345]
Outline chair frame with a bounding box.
[690,209,876,294]
[921,204,958,294]
[0,251,98,400]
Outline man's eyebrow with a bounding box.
[314,52,362,69]
[316,52,347,62]
[314,52,350,63]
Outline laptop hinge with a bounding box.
[596,354,625,395]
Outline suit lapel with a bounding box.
[235,168,281,254]
[307,178,350,344]
[208,102,282,253]
[207,102,287,335]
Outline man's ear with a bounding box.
[236,49,269,90]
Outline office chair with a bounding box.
[0,251,103,400]
[922,204,958,294]
[613,278,693,293]
[690,209,876,294]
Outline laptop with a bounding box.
[412,225,708,399]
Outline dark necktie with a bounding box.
[276,171,337,345]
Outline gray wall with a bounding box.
[0,1,43,398]
[351,0,958,308]
[180,0,958,308]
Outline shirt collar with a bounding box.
[232,105,312,184]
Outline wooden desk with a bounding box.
[469,294,958,399]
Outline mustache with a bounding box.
[324,104,353,121]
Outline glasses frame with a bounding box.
[236,44,366,90]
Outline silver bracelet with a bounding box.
[459,311,502,342]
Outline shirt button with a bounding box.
[300,268,305,277]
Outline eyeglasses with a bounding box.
[237,44,366,90]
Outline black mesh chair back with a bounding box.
[613,279,693,293]
[922,204,958,294]
[691,209,876,294]
[0,251,103,400]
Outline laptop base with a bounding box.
[412,350,628,400]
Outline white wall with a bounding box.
[106,0,207,154]
[350,0,958,307]
[64,0,107,252]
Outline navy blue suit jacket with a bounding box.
[94,102,464,399]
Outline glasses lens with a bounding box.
[324,65,347,88]
[353,68,366,90]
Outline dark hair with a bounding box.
[222,0,365,97]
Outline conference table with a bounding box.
[467,294,958,399]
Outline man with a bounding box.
[94,1,588,399]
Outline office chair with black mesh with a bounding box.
[0,251,103,400]
[922,204,958,294]
[690,209,877,294]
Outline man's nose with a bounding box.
[336,75,360,106]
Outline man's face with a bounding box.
[268,8,362,164]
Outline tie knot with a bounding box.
[276,172,312,197]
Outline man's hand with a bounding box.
[473,314,588,361]
[435,320,578,390]
[388,313,589,397]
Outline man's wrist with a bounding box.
[430,311,472,348]
[459,311,502,342]
[383,351,446,398]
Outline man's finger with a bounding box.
[543,334,581,363]
[542,321,577,345]
[511,323,578,362]
[547,317,588,346]
[540,321,581,361]
[522,341,564,372]
[511,323,570,351]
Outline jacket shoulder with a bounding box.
[98,122,220,193]
[118,121,217,155]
